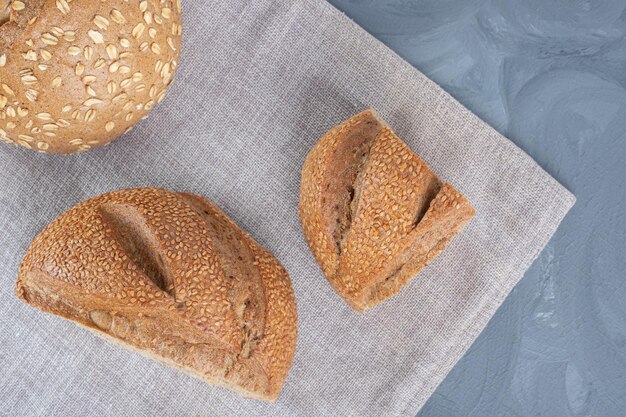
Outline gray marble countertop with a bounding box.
[327,1,626,416]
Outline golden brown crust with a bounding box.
[299,109,476,311]
[15,188,297,401]
[0,0,182,154]
[178,192,297,400]
[299,109,384,280]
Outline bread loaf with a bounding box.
[299,109,475,311]
[15,188,297,401]
[0,0,182,153]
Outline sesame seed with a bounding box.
[93,15,110,30]
[132,23,145,39]
[112,93,127,104]
[106,45,118,60]
[167,37,176,51]
[2,84,14,95]
[55,0,70,14]
[83,98,103,107]
[83,46,94,60]
[51,77,62,88]
[21,74,38,85]
[85,109,96,122]
[107,81,117,95]
[36,112,52,121]
[67,46,81,56]
[160,62,171,79]
[88,30,105,44]
[22,50,37,61]
[105,121,115,132]
[50,26,64,37]
[110,9,126,24]
[11,1,25,11]
[41,33,59,46]
[94,58,106,69]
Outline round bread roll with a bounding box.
[0,0,182,154]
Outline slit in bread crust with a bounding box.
[99,204,176,299]
[411,181,443,229]
[327,115,384,259]
[336,144,371,256]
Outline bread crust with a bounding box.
[15,188,297,401]
[0,0,182,153]
[299,109,476,311]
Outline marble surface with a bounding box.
[327,1,626,416]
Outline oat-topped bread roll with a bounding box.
[15,188,297,401]
[300,109,476,311]
[0,0,182,153]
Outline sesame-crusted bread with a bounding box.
[15,188,297,401]
[0,0,182,154]
[299,109,476,311]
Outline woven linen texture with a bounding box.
[0,1,575,416]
